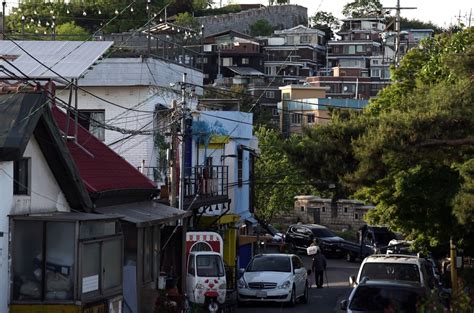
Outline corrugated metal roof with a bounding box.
[226,66,264,76]
[0,40,113,80]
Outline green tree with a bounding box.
[174,12,199,30]
[7,0,172,36]
[284,27,474,252]
[350,28,474,250]
[249,19,274,37]
[55,22,89,40]
[310,11,340,40]
[255,127,318,222]
[342,0,383,18]
[400,17,443,34]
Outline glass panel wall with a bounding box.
[12,221,44,301]
[45,222,75,300]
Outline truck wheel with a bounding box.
[346,252,355,262]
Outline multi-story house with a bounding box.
[200,30,265,85]
[308,17,393,99]
[277,84,368,135]
[261,25,327,84]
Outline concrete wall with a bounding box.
[198,5,308,36]
[292,197,371,230]
[12,137,71,214]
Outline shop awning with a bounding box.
[95,201,191,227]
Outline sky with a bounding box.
[227,0,473,28]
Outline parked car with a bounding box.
[256,223,285,242]
[340,225,397,262]
[340,278,427,313]
[350,254,439,290]
[285,224,344,257]
[238,254,308,306]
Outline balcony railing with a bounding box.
[183,165,229,199]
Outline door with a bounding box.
[186,254,196,302]
[292,256,306,296]
[312,208,321,224]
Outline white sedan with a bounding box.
[238,254,308,306]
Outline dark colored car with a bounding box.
[285,224,344,257]
[340,279,427,313]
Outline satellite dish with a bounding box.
[343,86,348,91]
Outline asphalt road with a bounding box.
[236,255,360,313]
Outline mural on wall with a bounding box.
[192,119,229,161]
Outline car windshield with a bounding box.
[360,263,421,283]
[196,255,225,277]
[311,228,335,238]
[247,256,291,272]
[349,285,422,312]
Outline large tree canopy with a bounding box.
[285,27,474,251]
[342,0,383,18]
[310,11,340,41]
[254,127,318,222]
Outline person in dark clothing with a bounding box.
[311,248,327,288]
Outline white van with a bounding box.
[350,254,437,290]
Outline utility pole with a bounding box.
[170,100,178,208]
[147,0,151,57]
[384,0,416,66]
[1,0,6,40]
[178,73,187,212]
[450,237,458,299]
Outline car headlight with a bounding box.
[278,280,291,289]
[237,278,248,289]
[196,283,205,289]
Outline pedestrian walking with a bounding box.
[311,248,327,289]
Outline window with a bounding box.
[196,255,224,277]
[344,207,348,213]
[76,110,105,141]
[237,147,243,187]
[188,256,196,275]
[241,58,249,65]
[13,158,29,195]
[222,57,233,66]
[372,59,379,65]
[272,108,279,117]
[322,207,326,213]
[300,206,305,212]
[291,113,302,124]
[348,45,356,54]
[371,69,381,78]
[356,45,364,53]
[11,219,121,303]
[306,114,315,124]
[265,91,275,99]
[355,213,359,220]
[300,35,310,43]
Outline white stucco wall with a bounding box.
[55,58,203,172]
[192,111,256,217]
[12,136,71,214]
[0,162,13,313]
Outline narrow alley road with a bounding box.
[236,256,360,313]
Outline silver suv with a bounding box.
[350,254,437,290]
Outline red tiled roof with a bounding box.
[51,106,157,194]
